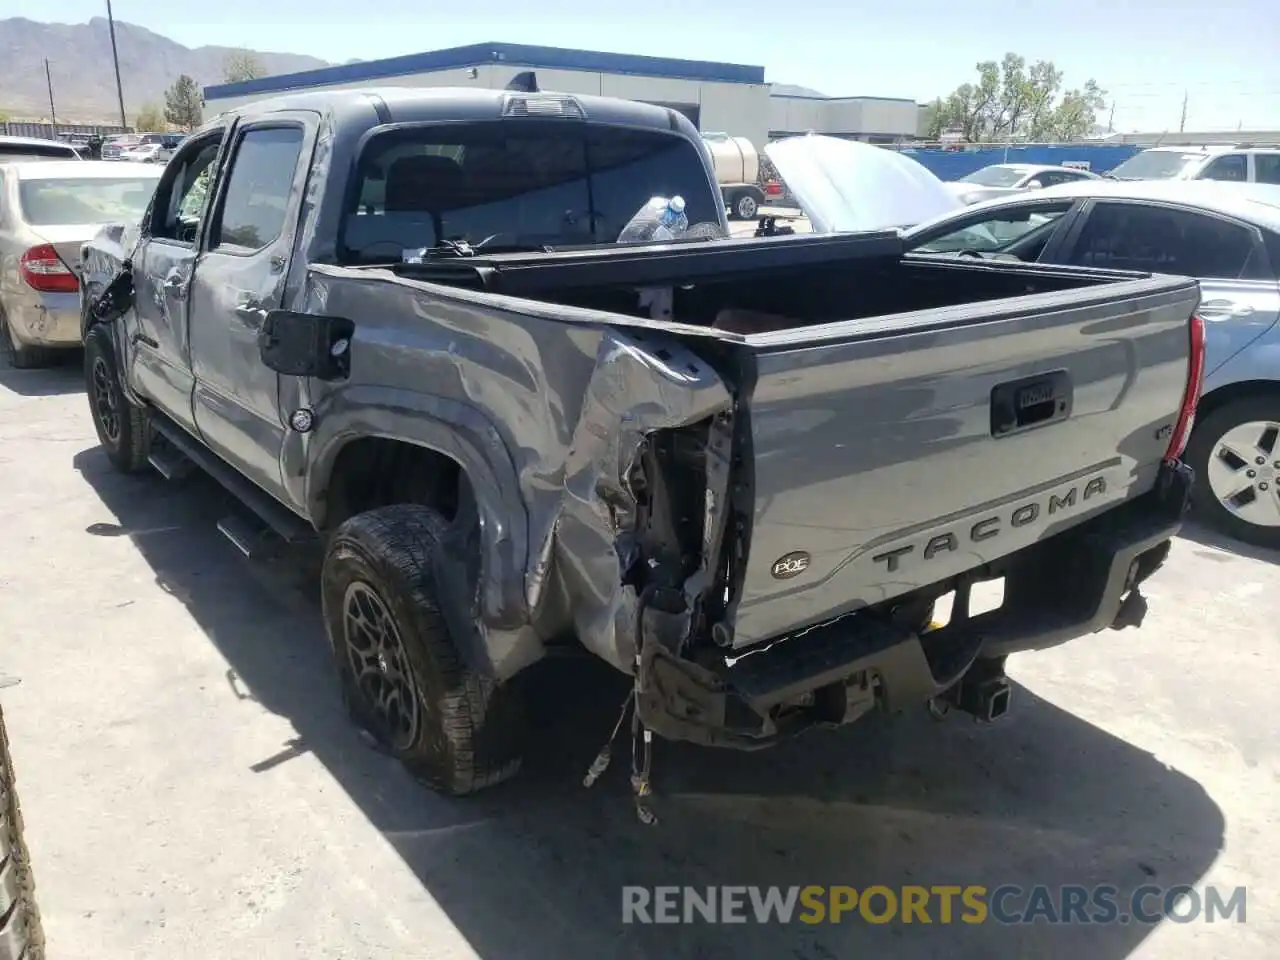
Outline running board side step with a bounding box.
[147,441,197,481]
[148,411,317,547]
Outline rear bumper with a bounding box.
[636,460,1192,749]
[5,293,81,347]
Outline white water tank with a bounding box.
[702,131,759,184]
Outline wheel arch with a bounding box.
[1195,378,1280,423]
[303,390,531,632]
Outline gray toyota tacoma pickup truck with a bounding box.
[79,83,1203,800]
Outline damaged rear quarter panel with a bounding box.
[299,266,732,678]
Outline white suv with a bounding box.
[1107,144,1280,184]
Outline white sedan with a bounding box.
[948,163,1101,205]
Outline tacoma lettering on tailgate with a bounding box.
[872,476,1109,572]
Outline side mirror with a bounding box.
[257,309,354,381]
[1025,180,1044,190]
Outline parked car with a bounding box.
[902,179,1280,548]
[81,90,1198,798]
[118,142,168,164]
[1107,144,1280,185]
[1,160,162,367]
[0,676,45,960]
[0,135,81,163]
[948,163,1101,204]
[100,134,142,160]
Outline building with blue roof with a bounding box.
[202,41,922,148]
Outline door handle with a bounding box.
[1199,299,1254,319]
[234,296,268,324]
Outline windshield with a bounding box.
[958,166,1026,187]
[338,121,720,264]
[911,208,1068,255]
[1107,150,1203,180]
[18,176,159,225]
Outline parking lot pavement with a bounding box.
[2,359,1278,960]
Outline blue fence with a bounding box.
[889,144,1144,181]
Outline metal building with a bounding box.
[201,42,921,149]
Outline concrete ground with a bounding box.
[2,357,1277,960]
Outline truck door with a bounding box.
[126,128,227,432]
[186,114,316,501]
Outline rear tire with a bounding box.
[1,698,46,960]
[321,505,526,795]
[0,313,54,371]
[729,190,759,221]
[83,325,151,473]
[1185,394,1280,550]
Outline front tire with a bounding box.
[321,505,526,795]
[1185,394,1280,549]
[83,325,151,473]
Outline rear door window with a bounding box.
[1199,154,1248,182]
[1254,154,1280,185]
[1066,202,1257,279]
[209,126,305,252]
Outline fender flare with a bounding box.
[303,386,530,631]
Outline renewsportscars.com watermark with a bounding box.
[622,885,1247,925]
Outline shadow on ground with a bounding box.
[1177,518,1279,566]
[73,445,1225,960]
[0,353,84,398]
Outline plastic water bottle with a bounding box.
[617,196,689,243]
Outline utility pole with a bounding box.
[1179,89,1188,133]
[105,0,128,129]
[1108,101,1115,133]
[44,59,56,126]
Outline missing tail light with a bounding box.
[19,244,78,294]
[1164,313,1205,462]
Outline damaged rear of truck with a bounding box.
[300,235,1201,762]
[78,86,1202,798]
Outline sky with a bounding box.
[44,0,1280,132]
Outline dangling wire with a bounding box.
[582,690,633,788]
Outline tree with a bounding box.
[134,103,166,133]
[164,75,203,131]
[930,54,1106,143]
[223,52,265,83]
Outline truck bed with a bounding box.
[321,232,1199,655]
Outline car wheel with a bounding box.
[321,504,526,795]
[0,311,55,370]
[1,692,47,960]
[83,325,151,473]
[730,191,758,221]
[1185,395,1280,550]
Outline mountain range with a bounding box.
[0,17,329,123]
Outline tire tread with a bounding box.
[322,505,524,795]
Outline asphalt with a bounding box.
[1,355,1277,959]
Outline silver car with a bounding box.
[1,160,162,367]
[948,163,1101,205]
[904,179,1280,548]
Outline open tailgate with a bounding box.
[725,274,1200,648]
